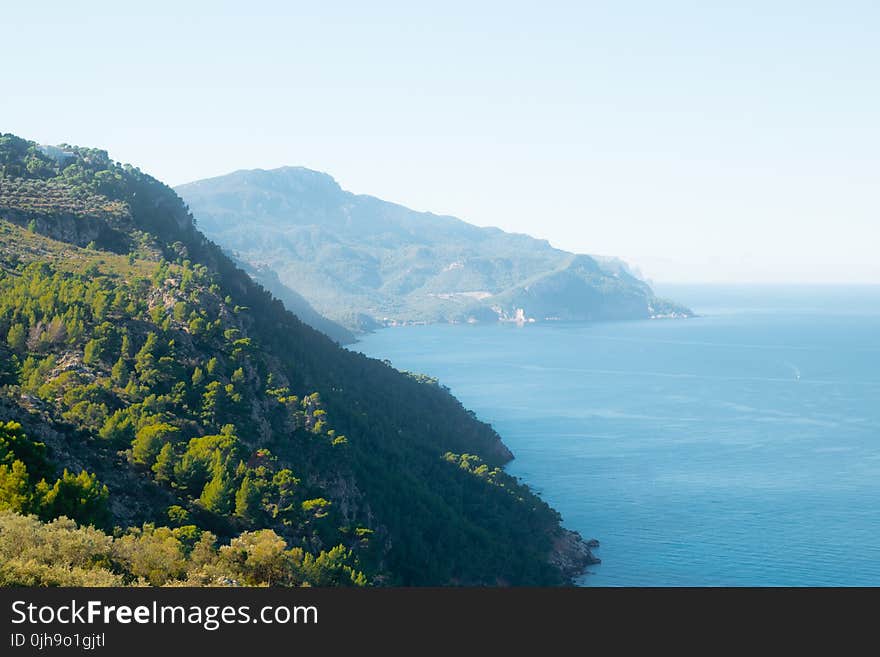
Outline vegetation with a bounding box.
[0,177,127,219]
[0,132,583,586]
[0,420,109,526]
[0,511,365,587]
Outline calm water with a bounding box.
[354,285,880,586]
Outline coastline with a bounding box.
[550,528,601,584]
[354,296,880,585]
[344,312,695,346]
[354,323,604,585]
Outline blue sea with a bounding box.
[354,285,880,586]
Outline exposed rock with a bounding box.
[549,528,601,583]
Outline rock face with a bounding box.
[550,528,601,583]
[175,167,693,332]
[2,208,133,254]
[0,177,136,253]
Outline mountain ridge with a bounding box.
[176,166,692,333]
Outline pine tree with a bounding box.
[5,323,26,353]
[0,460,33,513]
[152,443,176,483]
[235,474,262,522]
[134,332,160,386]
[200,470,234,515]
[132,423,179,467]
[83,338,103,365]
[111,356,129,386]
[98,409,134,444]
[38,469,110,528]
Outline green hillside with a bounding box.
[176,167,691,332]
[0,133,596,586]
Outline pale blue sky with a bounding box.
[4,1,878,283]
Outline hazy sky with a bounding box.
[4,1,878,283]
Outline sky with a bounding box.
[3,1,879,283]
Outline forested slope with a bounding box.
[0,134,595,586]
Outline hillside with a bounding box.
[176,167,691,332]
[0,133,596,586]
[234,259,356,345]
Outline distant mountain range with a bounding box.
[176,168,691,337]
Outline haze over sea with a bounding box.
[355,285,880,586]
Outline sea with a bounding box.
[354,285,880,586]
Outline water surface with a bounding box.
[355,285,880,585]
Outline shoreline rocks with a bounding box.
[550,528,601,583]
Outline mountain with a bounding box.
[175,167,691,332]
[233,259,356,345]
[0,133,596,586]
